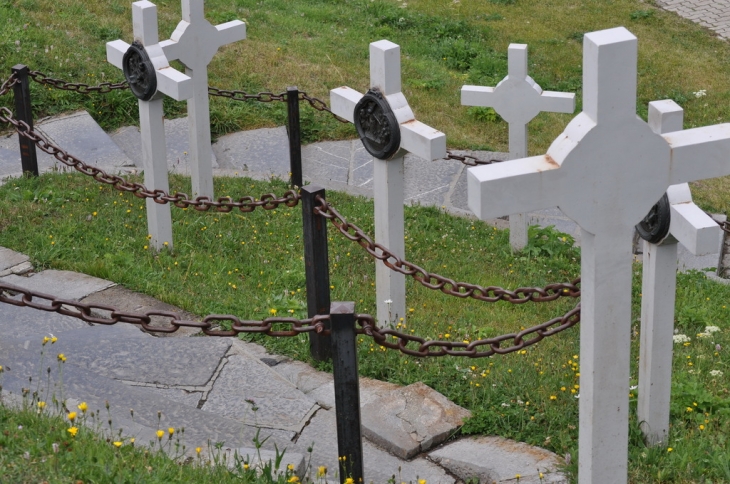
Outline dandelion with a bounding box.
[318,466,327,477]
[418,480,426,484]
[51,336,57,344]
[67,426,78,437]
[0,365,3,372]
[42,336,50,345]
[288,477,299,483]
[168,427,174,436]
[699,425,705,430]
[67,412,77,422]
[667,447,673,452]
[243,463,250,470]
[196,447,202,454]
[78,402,88,413]
[156,430,165,440]
[113,441,122,448]
[37,401,46,409]
[344,479,354,484]
[550,395,557,400]
[57,353,66,362]
[269,308,277,315]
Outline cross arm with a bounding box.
[400,120,446,161]
[467,155,563,220]
[461,86,495,107]
[538,91,575,114]
[215,20,246,48]
[666,124,730,185]
[330,86,364,123]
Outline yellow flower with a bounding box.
[130,438,135,444]
[667,447,673,452]
[37,401,46,409]
[51,337,57,344]
[317,466,327,477]
[419,480,427,484]
[699,425,705,430]
[156,430,165,439]
[67,412,77,422]
[243,463,250,470]
[78,402,88,413]
[539,472,544,479]
[113,441,122,448]
[168,427,175,435]
[270,308,277,315]
[515,474,521,480]
[550,395,557,401]
[42,336,50,345]
[0,365,3,372]
[345,479,354,484]
[288,464,294,471]
[196,447,202,454]
[67,426,78,437]
[288,477,299,483]
[57,353,66,362]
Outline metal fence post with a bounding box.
[287,86,303,188]
[330,301,364,484]
[301,185,332,361]
[11,64,39,177]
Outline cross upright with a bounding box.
[462,44,575,250]
[158,0,247,199]
[107,0,194,251]
[637,99,721,447]
[468,27,730,483]
[330,40,446,327]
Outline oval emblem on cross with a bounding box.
[354,89,401,160]
[123,41,157,101]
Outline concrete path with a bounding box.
[656,0,730,40]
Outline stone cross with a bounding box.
[158,0,246,199]
[330,40,446,327]
[468,27,730,483]
[637,99,720,447]
[107,0,193,251]
[461,44,575,250]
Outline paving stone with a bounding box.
[212,126,288,175]
[0,247,29,273]
[80,285,202,337]
[0,301,90,338]
[429,436,567,483]
[302,140,352,185]
[270,359,333,394]
[36,111,135,171]
[0,270,115,300]
[110,118,219,173]
[350,143,375,188]
[295,407,454,484]
[202,354,319,433]
[404,154,462,208]
[360,382,471,459]
[306,377,400,410]
[133,386,203,409]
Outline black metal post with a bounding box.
[11,65,39,177]
[287,86,303,188]
[301,185,332,361]
[330,301,364,484]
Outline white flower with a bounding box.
[630,385,638,390]
[710,370,723,377]
[694,89,707,98]
[673,334,690,344]
[705,325,721,334]
[501,402,511,407]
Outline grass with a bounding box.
[0,172,728,483]
[0,387,317,483]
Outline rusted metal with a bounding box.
[0,72,19,97]
[0,107,301,213]
[28,71,129,94]
[315,195,581,304]
[445,150,505,167]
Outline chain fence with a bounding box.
[28,71,129,94]
[315,194,581,304]
[0,281,580,358]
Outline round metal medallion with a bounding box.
[123,41,157,101]
[636,193,671,243]
[354,89,400,160]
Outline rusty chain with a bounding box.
[0,108,300,212]
[29,71,129,94]
[356,303,580,358]
[1,73,19,97]
[315,195,581,304]
[0,281,329,337]
[445,151,505,167]
[0,280,579,358]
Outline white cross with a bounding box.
[158,0,247,199]
[468,27,730,483]
[637,99,720,447]
[330,40,446,327]
[461,44,575,250]
[107,0,194,251]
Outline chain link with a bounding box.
[315,195,581,304]
[356,303,580,357]
[0,281,329,337]
[0,108,300,212]
[445,150,506,167]
[29,71,129,94]
[0,73,19,97]
[299,92,351,123]
[208,86,287,103]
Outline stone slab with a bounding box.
[301,140,352,185]
[306,376,400,410]
[429,436,567,483]
[212,126,288,175]
[270,359,333,395]
[0,301,90,338]
[0,270,115,301]
[295,407,455,484]
[1,328,229,387]
[360,382,471,459]
[202,354,319,433]
[404,154,462,208]
[110,117,219,173]
[80,285,202,337]
[0,247,29,273]
[132,386,203,409]
[449,151,508,213]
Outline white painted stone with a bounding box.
[107,1,193,250]
[461,44,574,250]
[638,100,720,446]
[330,40,446,326]
[467,27,730,484]
[159,0,246,199]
